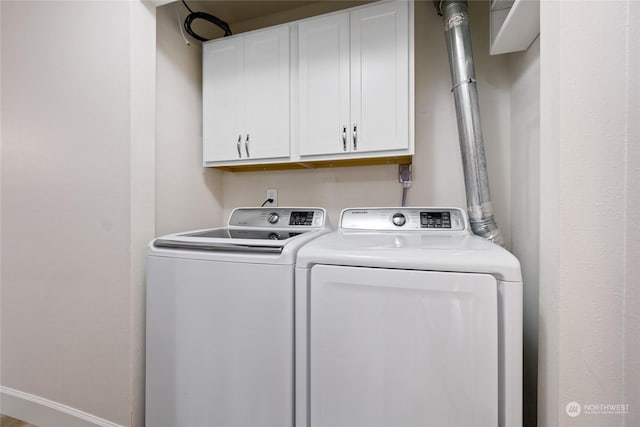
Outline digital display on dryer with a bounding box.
[420,211,451,228]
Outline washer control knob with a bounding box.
[392,213,406,227]
[267,212,280,224]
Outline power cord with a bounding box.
[176,7,191,46]
[181,0,232,42]
[261,198,274,207]
[399,164,412,207]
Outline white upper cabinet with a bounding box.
[298,1,411,159]
[242,28,290,160]
[203,37,243,163]
[350,1,409,154]
[203,1,413,169]
[203,26,290,165]
[298,13,351,156]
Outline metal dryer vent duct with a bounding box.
[435,0,504,246]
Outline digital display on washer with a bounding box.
[420,211,451,229]
[289,211,314,226]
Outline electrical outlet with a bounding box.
[266,189,278,207]
[399,164,412,183]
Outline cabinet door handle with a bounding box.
[353,125,358,150]
[342,126,347,151]
[245,134,250,158]
[237,134,242,158]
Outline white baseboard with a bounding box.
[0,386,125,427]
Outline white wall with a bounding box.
[156,2,223,236]
[223,0,513,241]
[1,1,155,426]
[625,0,640,421]
[509,36,540,427]
[539,1,640,426]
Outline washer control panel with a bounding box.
[340,208,467,231]
[229,208,326,228]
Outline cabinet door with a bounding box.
[350,1,409,154]
[243,26,291,160]
[203,38,244,162]
[298,13,350,156]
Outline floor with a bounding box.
[0,415,37,427]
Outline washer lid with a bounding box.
[149,207,330,263]
[153,228,312,254]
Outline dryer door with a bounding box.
[306,265,498,427]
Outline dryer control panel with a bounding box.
[340,208,467,231]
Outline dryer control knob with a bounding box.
[392,213,406,226]
[268,212,280,224]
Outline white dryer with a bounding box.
[294,207,522,427]
[146,207,329,427]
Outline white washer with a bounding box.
[294,207,522,427]
[146,207,329,427]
